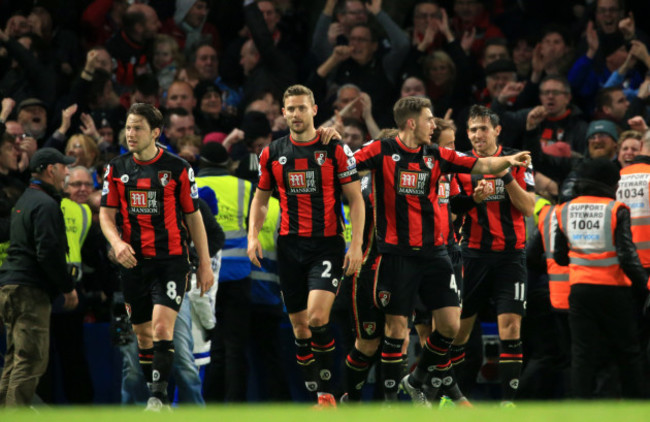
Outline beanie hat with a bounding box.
[200,141,230,167]
[575,158,620,188]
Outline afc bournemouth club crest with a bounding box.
[314,151,327,166]
[423,155,434,169]
[363,322,376,336]
[378,291,391,307]
[158,171,171,187]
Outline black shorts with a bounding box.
[121,257,191,324]
[375,251,460,317]
[351,254,384,340]
[277,235,345,314]
[413,245,463,325]
[460,249,527,318]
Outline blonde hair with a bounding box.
[154,34,185,68]
[66,134,99,168]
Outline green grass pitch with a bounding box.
[4,402,650,422]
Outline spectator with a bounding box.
[0,29,56,108]
[511,36,535,80]
[400,76,427,98]
[152,35,185,94]
[341,118,366,152]
[408,1,446,54]
[16,98,49,146]
[492,75,589,153]
[313,21,409,127]
[65,134,100,169]
[0,148,77,406]
[616,130,642,168]
[538,25,574,76]
[238,2,297,108]
[81,0,128,48]
[106,3,160,89]
[161,0,220,56]
[191,43,242,109]
[451,0,504,58]
[194,81,237,135]
[310,0,369,63]
[165,80,197,114]
[160,107,196,153]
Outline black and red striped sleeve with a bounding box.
[438,147,477,174]
[179,165,199,214]
[100,162,120,208]
[335,143,359,184]
[353,140,383,172]
[257,146,273,191]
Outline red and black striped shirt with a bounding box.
[439,173,461,246]
[101,147,199,259]
[354,137,477,256]
[258,134,358,237]
[454,145,535,251]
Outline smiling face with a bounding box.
[348,26,377,65]
[185,0,209,28]
[595,0,622,34]
[467,116,501,156]
[65,168,94,204]
[618,137,641,167]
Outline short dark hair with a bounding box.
[540,75,571,94]
[342,118,366,133]
[163,107,190,128]
[0,132,14,149]
[133,73,159,96]
[393,96,432,130]
[189,42,217,64]
[350,23,377,42]
[595,86,624,110]
[127,103,164,132]
[468,104,500,128]
[541,23,571,47]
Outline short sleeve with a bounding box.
[100,162,120,208]
[257,146,273,191]
[179,164,199,214]
[335,143,359,184]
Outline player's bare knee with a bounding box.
[307,312,329,328]
[498,317,521,340]
[152,322,173,341]
[436,319,460,339]
[356,338,380,356]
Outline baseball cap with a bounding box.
[30,148,75,172]
[586,120,618,141]
[18,98,47,113]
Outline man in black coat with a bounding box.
[0,148,78,407]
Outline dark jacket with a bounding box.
[553,181,648,291]
[0,180,73,300]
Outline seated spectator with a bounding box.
[65,134,100,169]
[617,129,642,168]
[152,34,185,94]
[160,0,220,56]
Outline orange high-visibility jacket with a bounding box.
[556,196,630,287]
[538,204,569,309]
[618,163,650,268]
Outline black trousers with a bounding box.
[569,283,645,399]
[204,278,251,402]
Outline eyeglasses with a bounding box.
[68,181,94,188]
[540,89,569,97]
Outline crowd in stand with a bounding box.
[0,0,650,406]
